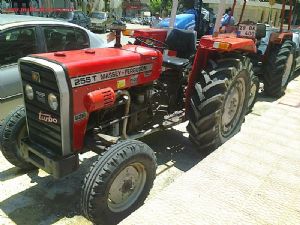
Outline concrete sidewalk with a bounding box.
[121,76,300,225]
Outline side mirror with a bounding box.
[256,23,266,39]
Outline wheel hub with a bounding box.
[282,53,294,87]
[121,179,134,194]
[221,77,246,137]
[108,163,146,213]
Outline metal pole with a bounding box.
[238,0,247,24]
[196,0,203,37]
[280,0,286,33]
[288,0,293,31]
[168,0,178,32]
[213,0,227,36]
[231,0,237,15]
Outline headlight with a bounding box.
[48,93,58,110]
[25,84,34,100]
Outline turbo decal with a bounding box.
[71,64,153,88]
[38,112,58,124]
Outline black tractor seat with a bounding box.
[163,55,190,70]
[162,29,196,70]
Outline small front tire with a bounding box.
[0,106,35,170]
[81,140,157,225]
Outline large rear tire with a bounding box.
[81,140,157,225]
[263,39,296,97]
[0,106,36,170]
[187,53,252,152]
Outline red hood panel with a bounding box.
[32,45,162,78]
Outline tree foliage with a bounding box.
[149,0,173,14]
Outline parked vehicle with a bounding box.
[258,27,300,71]
[89,11,114,33]
[142,17,152,25]
[130,17,142,24]
[49,10,91,29]
[0,0,298,224]
[0,2,256,224]
[291,28,300,71]
[0,14,106,120]
[247,22,299,100]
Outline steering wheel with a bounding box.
[135,37,168,50]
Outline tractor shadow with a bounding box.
[141,128,206,173]
[255,69,300,105]
[0,128,208,225]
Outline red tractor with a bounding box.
[235,0,297,103]
[0,0,295,224]
[258,0,297,98]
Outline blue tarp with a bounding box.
[157,14,196,30]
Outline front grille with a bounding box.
[20,62,62,155]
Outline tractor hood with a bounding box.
[21,45,163,150]
[28,45,163,88]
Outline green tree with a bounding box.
[150,0,172,15]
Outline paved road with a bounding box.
[1,73,299,225]
[121,73,300,225]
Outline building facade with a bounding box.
[203,0,291,27]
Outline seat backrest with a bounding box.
[165,29,197,59]
[256,23,266,39]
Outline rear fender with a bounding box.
[131,29,168,52]
[199,34,257,53]
[185,34,257,111]
[269,32,293,45]
[132,28,168,43]
[263,32,293,62]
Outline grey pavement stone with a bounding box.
[120,76,300,225]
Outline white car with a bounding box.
[0,14,106,120]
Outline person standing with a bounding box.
[86,0,91,15]
[151,12,161,28]
[221,7,235,32]
[82,0,87,14]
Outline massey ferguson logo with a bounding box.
[38,112,58,124]
[32,71,41,83]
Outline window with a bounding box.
[78,12,86,20]
[44,26,75,52]
[73,12,80,20]
[75,29,89,49]
[0,27,37,67]
[43,26,89,52]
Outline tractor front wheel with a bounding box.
[0,106,36,170]
[263,39,296,97]
[187,54,252,152]
[81,140,157,225]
